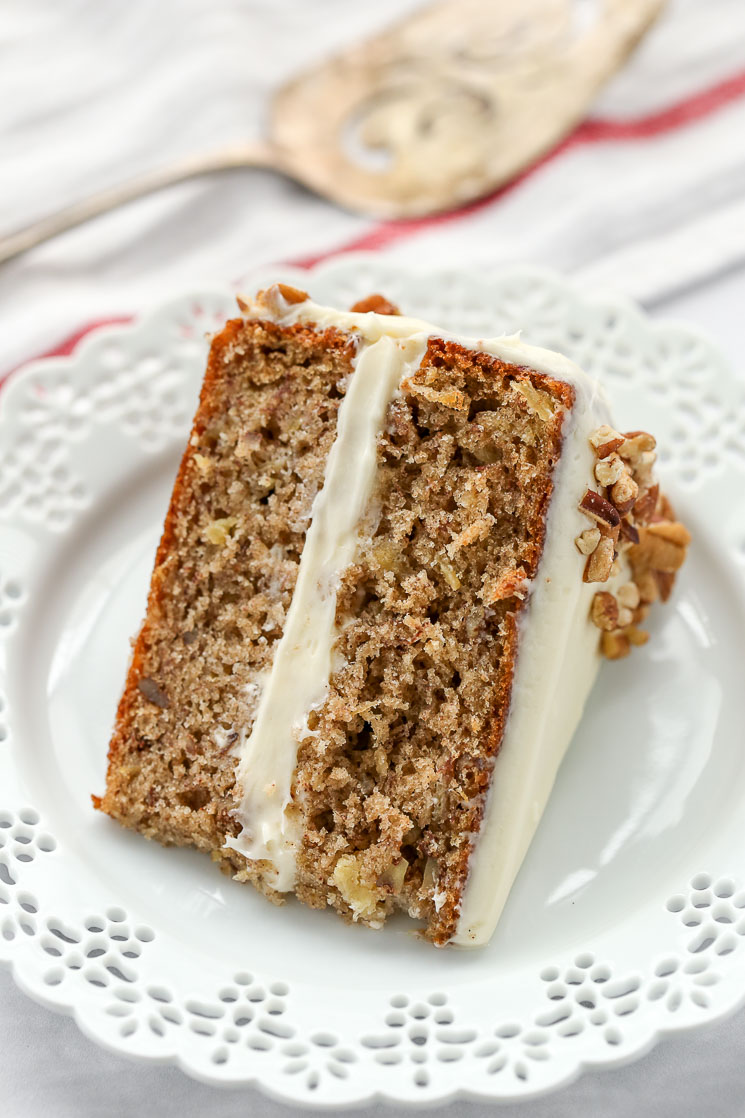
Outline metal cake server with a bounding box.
[1,0,664,264]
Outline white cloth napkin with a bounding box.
[3,3,745,1116]
[3,0,745,373]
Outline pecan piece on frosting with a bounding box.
[575,527,601,555]
[594,454,626,486]
[629,521,691,576]
[591,591,619,631]
[654,570,676,602]
[579,489,621,529]
[632,483,659,525]
[610,473,639,514]
[635,569,660,604]
[619,517,640,545]
[589,425,624,458]
[273,282,309,304]
[350,293,400,315]
[601,631,631,659]
[617,582,641,610]
[583,536,615,583]
[255,283,309,315]
[619,431,656,460]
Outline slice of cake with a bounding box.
[94,285,690,947]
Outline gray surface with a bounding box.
[2,965,745,1116]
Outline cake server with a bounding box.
[0,0,665,265]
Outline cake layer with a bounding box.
[96,315,356,885]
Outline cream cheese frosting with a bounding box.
[226,290,616,943]
[450,357,621,946]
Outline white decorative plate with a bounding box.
[2,257,745,1108]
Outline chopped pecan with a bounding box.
[634,450,657,488]
[579,489,621,528]
[138,678,169,709]
[273,282,309,304]
[632,484,659,525]
[583,536,615,582]
[617,582,641,610]
[591,591,619,631]
[616,606,634,628]
[629,521,690,576]
[627,626,650,647]
[350,293,400,315]
[601,631,631,659]
[575,527,601,555]
[619,431,656,460]
[257,282,309,314]
[596,436,626,460]
[590,425,622,449]
[652,493,676,523]
[654,570,676,602]
[635,569,660,604]
[610,473,639,514]
[619,517,640,545]
[647,521,691,548]
[598,520,621,545]
[594,454,626,486]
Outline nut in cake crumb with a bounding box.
[437,555,462,591]
[332,854,381,919]
[137,677,169,709]
[204,517,238,546]
[193,453,212,474]
[510,379,556,422]
[377,859,408,895]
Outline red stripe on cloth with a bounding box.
[291,66,745,269]
[1,316,133,391]
[5,67,745,385]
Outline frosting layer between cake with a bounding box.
[226,306,428,889]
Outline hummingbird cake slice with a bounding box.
[95,284,689,947]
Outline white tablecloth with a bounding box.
[3,1,745,1113]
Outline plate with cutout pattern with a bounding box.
[2,258,745,1108]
